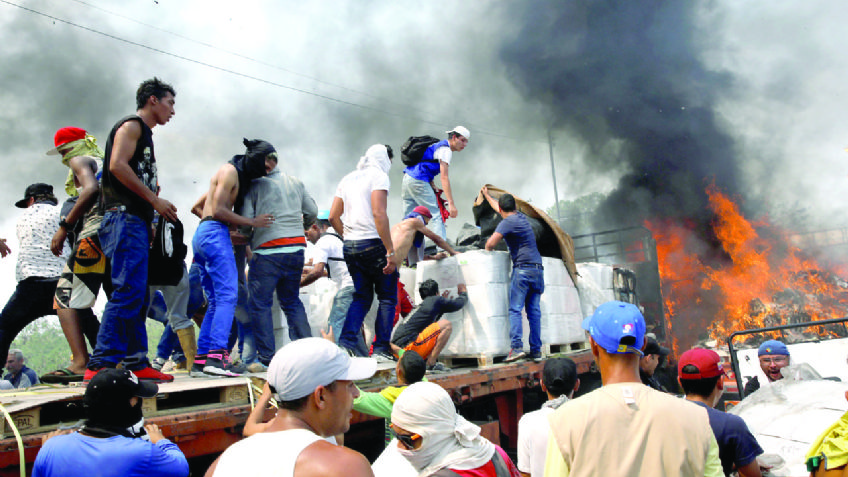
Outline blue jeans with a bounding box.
[89,211,150,370]
[401,174,446,241]
[187,261,205,317]
[508,267,544,353]
[233,245,255,363]
[192,220,238,355]
[340,239,397,355]
[155,324,184,362]
[328,286,369,356]
[247,250,310,365]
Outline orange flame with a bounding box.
[646,183,848,350]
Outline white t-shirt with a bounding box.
[334,168,390,241]
[517,406,555,477]
[314,233,353,289]
[433,145,452,165]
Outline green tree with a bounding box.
[547,192,606,235]
[8,317,170,379]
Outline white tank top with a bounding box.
[213,428,324,477]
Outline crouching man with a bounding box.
[390,279,466,372]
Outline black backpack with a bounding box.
[149,217,188,286]
[401,135,441,166]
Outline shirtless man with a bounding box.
[45,127,108,381]
[190,138,276,377]
[391,206,459,267]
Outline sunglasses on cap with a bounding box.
[390,426,421,449]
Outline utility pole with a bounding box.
[548,129,562,225]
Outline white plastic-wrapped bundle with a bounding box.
[273,277,339,349]
[575,262,615,315]
[576,262,615,291]
[523,284,586,348]
[542,257,574,288]
[398,266,417,304]
[457,250,510,286]
[416,251,512,356]
[442,283,512,356]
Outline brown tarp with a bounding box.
[473,184,579,286]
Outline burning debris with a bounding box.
[648,184,848,352]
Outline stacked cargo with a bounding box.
[575,262,638,319]
[415,251,512,356]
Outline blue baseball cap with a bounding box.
[582,301,646,355]
[317,209,330,220]
[758,340,789,356]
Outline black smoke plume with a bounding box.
[500,0,741,236]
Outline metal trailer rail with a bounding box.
[0,350,595,474]
[727,317,848,398]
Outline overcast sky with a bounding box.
[0,0,846,305]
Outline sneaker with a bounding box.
[151,357,167,371]
[247,362,268,373]
[529,351,543,362]
[427,362,450,373]
[373,351,397,364]
[132,366,175,383]
[203,352,246,377]
[83,367,104,383]
[190,355,208,378]
[504,349,527,363]
[341,346,358,358]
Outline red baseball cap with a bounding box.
[46,127,87,155]
[678,348,726,380]
[413,206,432,219]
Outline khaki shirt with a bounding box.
[544,383,723,477]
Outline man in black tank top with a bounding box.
[86,77,179,383]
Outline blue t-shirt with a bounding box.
[4,366,39,388]
[494,213,542,266]
[33,432,189,477]
[691,401,763,476]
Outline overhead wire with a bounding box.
[66,0,441,119]
[2,0,541,143]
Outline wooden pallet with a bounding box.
[440,353,509,368]
[543,341,591,356]
[0,374,258,438]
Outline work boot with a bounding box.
[175,326,197,370]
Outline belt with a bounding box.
[104,205,126,213]
[515,263,543,270]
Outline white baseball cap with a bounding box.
[446,126,470,139]
[267,337,377,401]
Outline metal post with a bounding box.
[548,130,562,225]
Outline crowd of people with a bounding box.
[0,76,491,383]
[30,301,797,477]
[4,76,842,476]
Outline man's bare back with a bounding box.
[391,217,458,263]
[198,163,273,229]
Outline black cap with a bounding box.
[643,337,670,356]
[84,368,158,408]
[15,183,54,208]
[542,357,578,396]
